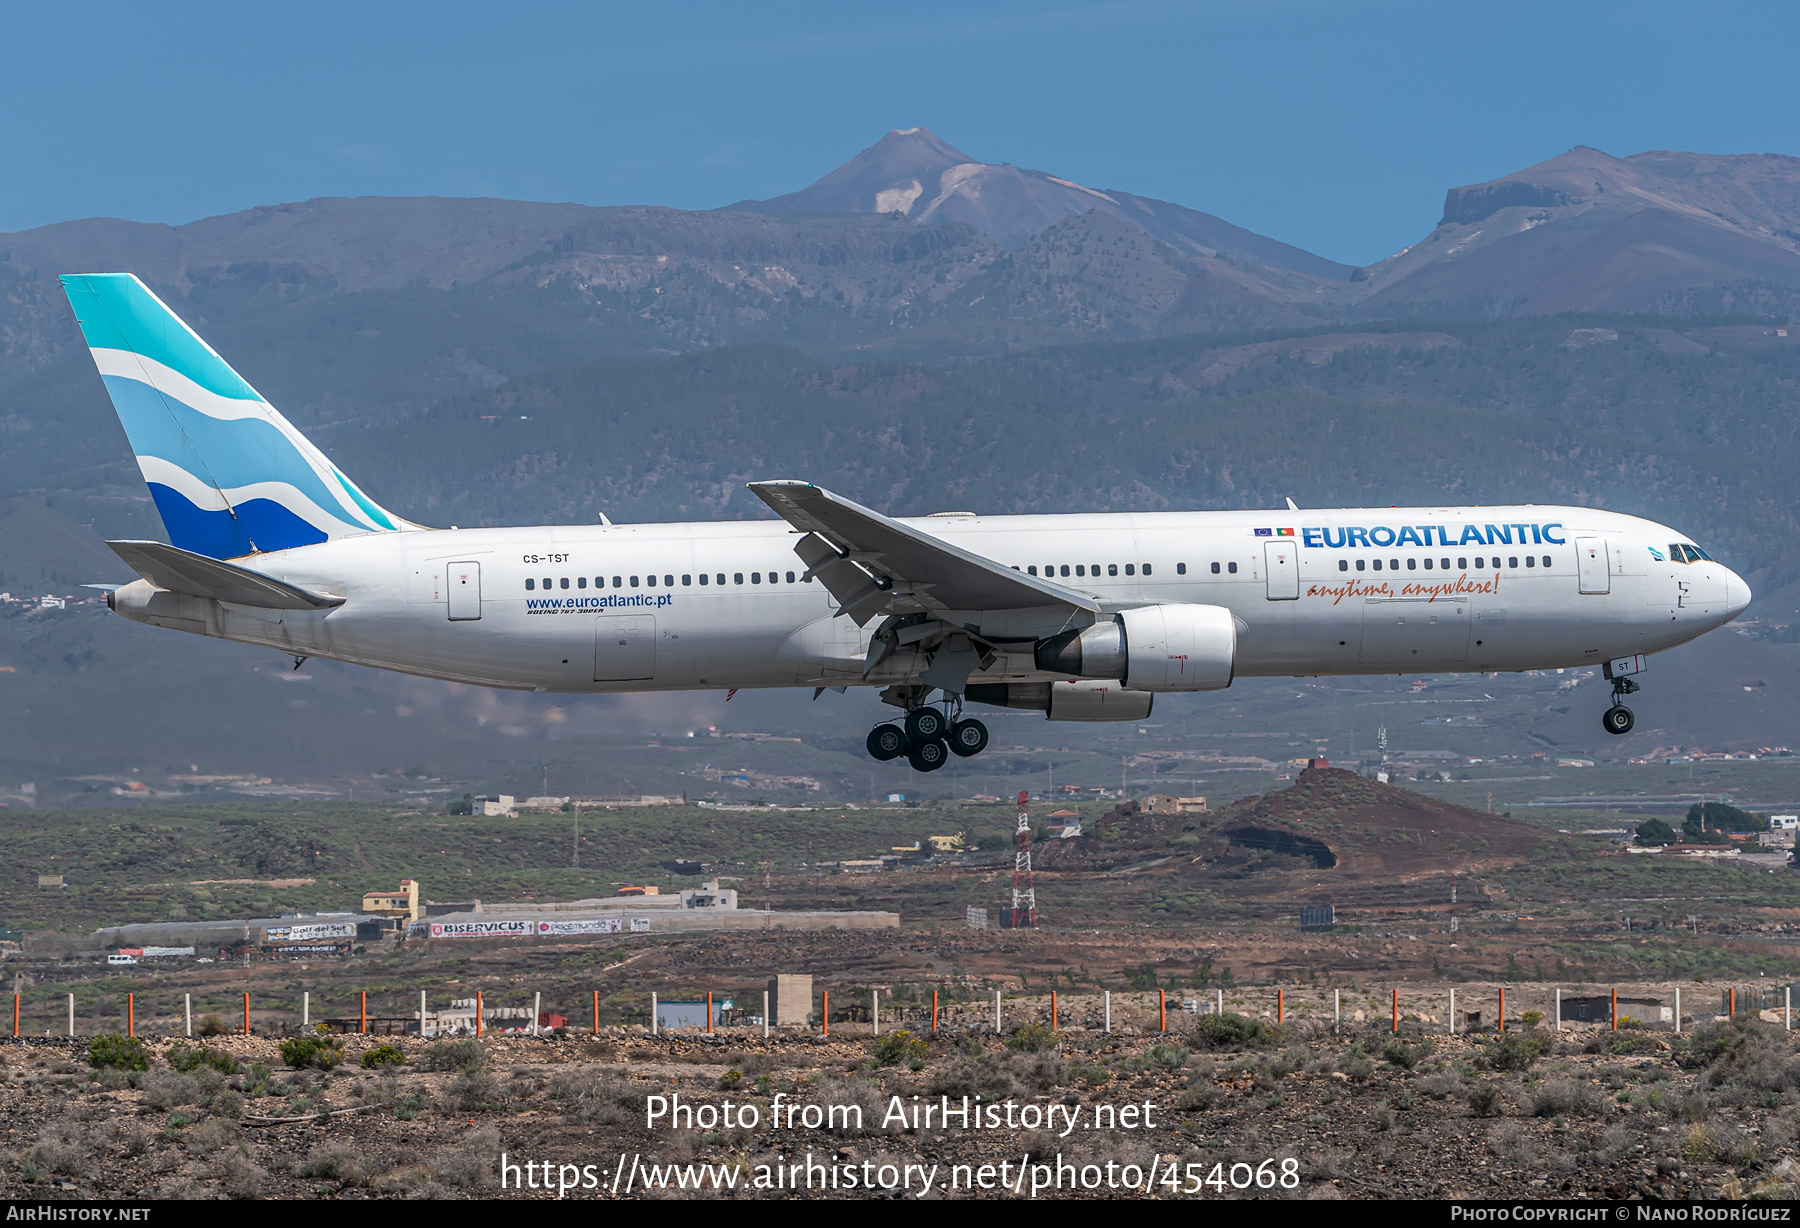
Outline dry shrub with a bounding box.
[302,1141,371,1185]
[1417,1072,1462,1100]
[548,1068,639,1126]
[138,1069,201,1110]
[449,1066,509,1113]
[29,1119,90,1175]
[419,1039,487,1073]
[1488,1121,1537,1164]
[210,1151,269,1199]
[811,1077,893,1136]
[431,1126,498,1189]
[186,1117,238,1157]
[114,1121,152,1158]
[1529,1079,1604,1118]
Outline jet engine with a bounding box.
[1033,604,1235,693]
[964,679,1154,721]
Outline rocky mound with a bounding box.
[1194,766,1554,877]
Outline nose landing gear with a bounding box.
[1602,675,1639,736]
[867,698,989,771]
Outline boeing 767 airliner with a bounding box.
[63,274,1750,771]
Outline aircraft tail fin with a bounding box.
[60,273,410,559]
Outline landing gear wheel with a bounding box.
[904,707,947,744]
[907,738,949,772]
[948,718,989,757]
[867,724,907,761]
[1602,705,1635,736]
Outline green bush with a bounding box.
[88,1033,149,1071]
[1005,1023,1057,1053]
[1383,1039,1432,1069]
[1485,1033,1543,1072]
[278,1036,344,1070]
[360,1043,406,1070]
[874,1030,929,1067]
[194,1014,228,1038]
[168,1043,238,1074]
[1194,1012,1274,1048]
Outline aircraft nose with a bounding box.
[1725,569,1752,620]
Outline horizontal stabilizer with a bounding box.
[108,540,345,610]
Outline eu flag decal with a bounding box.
[1254,527,1273,536]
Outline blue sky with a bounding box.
[5,0,1797,265]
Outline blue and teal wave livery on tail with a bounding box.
[60,273,411,560]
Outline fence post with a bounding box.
[302,991,309,1029]
[650,992,657,1037]
[1448,988,1455,1035]
[1216,988,1223,1017]
[534,991,542,1037]
[419,990,426,1038]
[1612,987,1618,1032]
[1277,988,1283,1025]
[1334,989,1340,1032]
[1104,990,1110,1034]
[1391,988,1398,1035]
[186,993,192,1038]
[993,989,1000,1035]
[823,991,829,1037]
[871,988,878,1036]
[1159,989,1166,1034]
[1499,987,1505,1034]
[1674,987,1681,1035]
[707,991,713,1035]
[243,992,250,1036]
[1052,991,1058,1032]
[68,993,73,1038]
[128,993,134,1038]
[1730,987,1736,1018]
[1787,986,1792,1033]
[1554,987,1561,1032]
[932,990,938,1036]
[477,990,483,1039]
[361,991,368,1036]
[764,990,771,1039]
[593,990,599,1036]
[12,993,17,1039]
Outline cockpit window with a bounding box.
[1684,545,1709,563]
[1669,543,1689,564]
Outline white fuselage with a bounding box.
[110,504,1750,694]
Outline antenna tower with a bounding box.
[1010,790,1037,928]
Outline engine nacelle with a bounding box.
[964,680,1153,722]
[1117,603,1235,692]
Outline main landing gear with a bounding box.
[866,703,988,773]
[1602,676,1639,736]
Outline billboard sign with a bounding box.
[266,922,356,941]
[536,918,624,935]
[429,920,531,939]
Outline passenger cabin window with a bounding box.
[578,576,587,588]
[1356,559,1366,571]
[1210,562,1220,574]
[1143,564,1152,575]
[542,576,552,588]
[717,574,726,585]
[1061,565,1070,577]
[1338,559,1348,571]
[699,574,709,585]
[561,577,570,589]
[1372,560,1382,571]
[1075,565,1085,577]
[1458,557,1467,568]
[752,572,761,584]
[525,578,535,590]
[1027,566,1038,576]
[682,575,692,586]
[613,576,622,588]
[1475,557,1484,569]
[786,571,796,583]
[665,574,673,586]
[734,573,744,585]
[630,576,640,587]
[646,574,656,586]
[1407,559,1417,570]
[1108,564,1118,576]
[1525,556,1535,568]
[1508,557,1518,568]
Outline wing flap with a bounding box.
[750,481,1098,622]
[108,540,345,610]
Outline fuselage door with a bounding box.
[446,561,482,621]
[596,615,656,681]
[1264,539,1299,600]
[1576,538,1611,594]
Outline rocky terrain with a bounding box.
[5,1005,1799,1200]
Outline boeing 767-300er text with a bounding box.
[63,274,1751,770]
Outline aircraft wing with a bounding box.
[108,540,346,610]
[747,480,1100,624]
